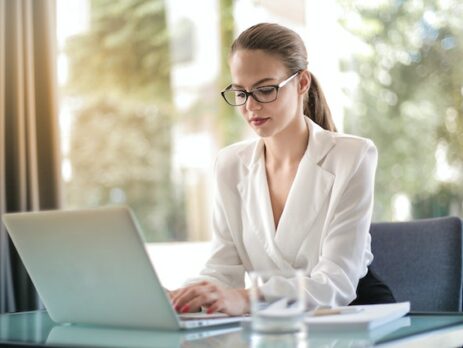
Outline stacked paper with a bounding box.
[305,302,410,331]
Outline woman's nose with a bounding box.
[245,94,262,111]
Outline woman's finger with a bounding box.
[171,284,199,306]
[180,291,218,313]
[174,285,210,312]
[166,288,180,300]
[205,299,224,314]
[171,281,210,304]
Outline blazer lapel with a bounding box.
[274,154,334,263]
[274,118,336,264]
[236,118,337,269]
[237,140,294,270]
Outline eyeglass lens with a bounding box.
[223,86,278,106]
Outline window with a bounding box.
[56,0,462,288]
[338,0,463,220]
[56,0,322,244]
[57,0,222,243]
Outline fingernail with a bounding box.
[181,305,189,313]
[175,304,180,311]
[207,308,214,314]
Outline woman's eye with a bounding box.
[235,91,246,98]
[255,87,274,95]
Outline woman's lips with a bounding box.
[250,117,270,126]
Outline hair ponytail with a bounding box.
[305,73,337,132]
[231,23,337,132]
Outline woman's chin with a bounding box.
[253,128,274,138]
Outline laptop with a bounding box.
[2,206,244,330]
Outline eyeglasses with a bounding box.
[221,71,300,106]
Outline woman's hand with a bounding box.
[165,288,180,300]
[171,281,249,316]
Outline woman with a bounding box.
[170,23,394,315]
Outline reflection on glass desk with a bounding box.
[1,310,463,347]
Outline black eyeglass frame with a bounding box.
[220,71,300,106]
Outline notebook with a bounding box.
[2,206,244,330]
[305,302,410,331]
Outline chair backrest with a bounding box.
[370,217,463,312]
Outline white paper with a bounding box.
[305,302,410,331]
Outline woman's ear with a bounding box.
[298,70,311,95]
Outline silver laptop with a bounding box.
[2,206,244,330]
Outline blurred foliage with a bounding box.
[67,98,186,240]
[170,0,243,146]
[218,0,243,145]
[338,0,463,220]
[413,182,461,218]
[64,0,185,241]
[66,0,171,101]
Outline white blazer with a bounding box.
[195,117,377,309]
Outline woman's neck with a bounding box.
[263,116,309,169]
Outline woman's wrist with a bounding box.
[237,288,251,313]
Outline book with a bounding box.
[305,302,410,331]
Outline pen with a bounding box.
[310,307,363,317]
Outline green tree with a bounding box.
[171,0,243,148]
[218,0,242,145]
[338,0,463,220]
[66,0,171,101]
[65,0,185,241]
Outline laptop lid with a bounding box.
[2,206,241,330]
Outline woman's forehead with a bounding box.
[230,49,287,87]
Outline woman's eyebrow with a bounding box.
[231,77,276,89]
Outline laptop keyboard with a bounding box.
[179,312,229,320]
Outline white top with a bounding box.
[193,117,377,309]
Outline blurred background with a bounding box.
[55,0,463,287]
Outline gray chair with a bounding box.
[369,216,463,312]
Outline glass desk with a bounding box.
[1,310,463,347]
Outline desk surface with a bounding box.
[1,310,463,347]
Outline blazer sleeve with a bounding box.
[183,155,246,289]
[259,141,377,308]
[302,141,377,308]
